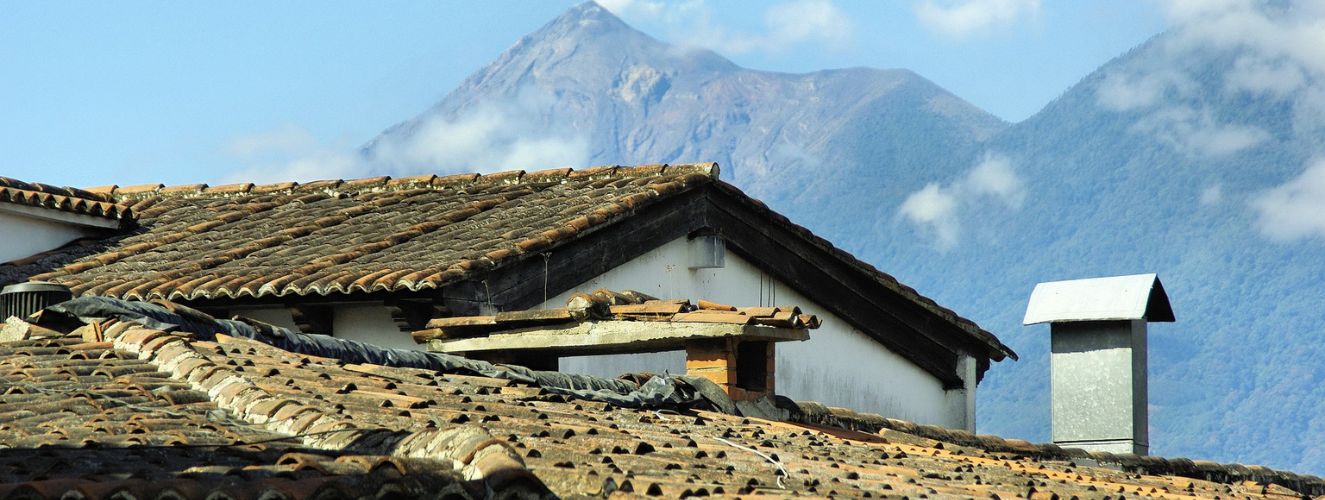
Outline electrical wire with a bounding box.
[715,436,789,489]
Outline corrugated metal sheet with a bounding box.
[1023,273,1174,325]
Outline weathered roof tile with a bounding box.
[0,162,1011,361]
[0,307,1303,498]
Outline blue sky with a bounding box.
[1,1,1165,188]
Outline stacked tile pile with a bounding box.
[412,288,821,343]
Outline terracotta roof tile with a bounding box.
[5,312,1318,498]
[9,164,713,302]
[0,162,1012,361]
[0,177,131,223]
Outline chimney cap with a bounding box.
[1023,273,1174,325]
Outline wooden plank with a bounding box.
[411,328,444,343]
[425,315,496,329]
[410,326,501,342]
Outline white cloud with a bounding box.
[368,96,590,174]
[1130,106,1269,158]
[1225,56,1308,97]
[914,0,1041,39]
[223,89,590,183]
[964,154,1025,206]
[899,153,1025,248]
[601,0,853,56]
[900,183,961,247]
[1250,159,1325,241]
[1095,1,1325,158]
[1096,69,1195,112]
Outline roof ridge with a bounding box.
[90,162,721,201]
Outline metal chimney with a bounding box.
[1,281,73,320]
[1023,273,1174,456]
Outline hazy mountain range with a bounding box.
[365,2,1325,472]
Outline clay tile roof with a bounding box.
[2,314,1319,499]
[0,163,1011,362]
[0,176,131,223]
[6,163,719,303]
[0,322,548,499]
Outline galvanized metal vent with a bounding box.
[0,282,73,320]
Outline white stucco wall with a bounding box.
[0,211,100,264]
[543,236,973,429]
[332,304,418,350]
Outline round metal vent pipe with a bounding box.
[0,281,73,320]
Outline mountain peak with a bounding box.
[538,1,639,42]
[561,2,619,22]
[497,0,737,77]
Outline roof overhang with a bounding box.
[0,202,124,230]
